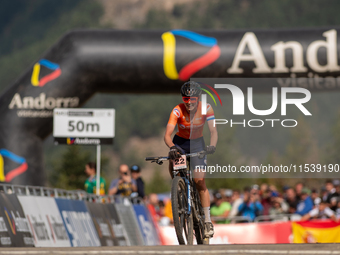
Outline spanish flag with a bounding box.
[292,220,340,243]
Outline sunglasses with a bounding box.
[182,97,198,103]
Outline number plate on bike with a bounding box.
[173,155,187,170]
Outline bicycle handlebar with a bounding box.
[145,150,209,165]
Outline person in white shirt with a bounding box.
[301,199,337,222]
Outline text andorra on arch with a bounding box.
[8,93,79,110]
[227,29,339,74]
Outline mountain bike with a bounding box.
[145,150,210,245]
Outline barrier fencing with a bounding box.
[0,184,161,247]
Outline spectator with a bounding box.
[260,188,272,216]
[335,199,340,219]
[334,180,340,194]
[311,188,320,205]
[259,183,269,197]
[108,164,137,196]
[158,200,171,226]
[238,187,263,221]
[223,189,233,203]
[296,188,313,216]
[130,165,145,199]
[323,179,338,207]
[269,196,289,216]
[162,198,173,224]
[211,192,231,223]
[269,184,279,197]
[295,182,304,201]
[284,188,298,214]
[84,162,106,195]
[330,197,338,211]
[147,193,161,222]
[301,199,337,221]
[229,190,243,217]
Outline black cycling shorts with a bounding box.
[173,135,206,170]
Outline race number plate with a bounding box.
[173,155,187,170]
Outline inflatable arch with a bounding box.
[1,27,340,185]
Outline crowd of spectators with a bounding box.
[210,180,340,223]
[84,163,340,225]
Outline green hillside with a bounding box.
[1,0,340,191]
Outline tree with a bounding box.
[145,169,170,194]
[49,145,91,190]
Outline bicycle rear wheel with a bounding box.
[171,176,193,245]
[192,187,209,245]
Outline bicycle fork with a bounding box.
[185,177,191,215]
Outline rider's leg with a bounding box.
[194,168,214,237]
[193,169,210,214]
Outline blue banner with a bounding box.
[133,204,160,245]
[55,198,100,247]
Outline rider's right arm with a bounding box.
[164,124,176,148]
[164,107,180,148]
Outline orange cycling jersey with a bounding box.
[167,101,215,139]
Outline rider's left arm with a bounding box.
[207,120,218,147]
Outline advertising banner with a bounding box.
[292,220,340,243]
[133,204,160,245]
[85,202,117,246]
[0,194,34,247]
[114,200,144,246]
[160,222,292,245]
[55,198,100,247]
[106,204,129,246]
[17,196,70,247]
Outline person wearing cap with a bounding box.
[130,164,145,199]
[210,192,231,224]
[296,188,313,216]
[324,179,339,208]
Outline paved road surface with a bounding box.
[1,244,340,255]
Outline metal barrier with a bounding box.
[211,214,303,224]
[254,214,302,222]
[211,216,251,223]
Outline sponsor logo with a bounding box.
[173,108,180,118]
[69,138,100,145]
[9,93,79,110]
[227,29,339,75]
[179,124,185,129]
[61,210,100,247]
[0,149,27,182]
[4,208,15,234]
[31,59,61,87]
[162,30,221,81]
[67,138,75,145]
[9,93,79,118]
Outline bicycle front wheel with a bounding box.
[171,176,193,245]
